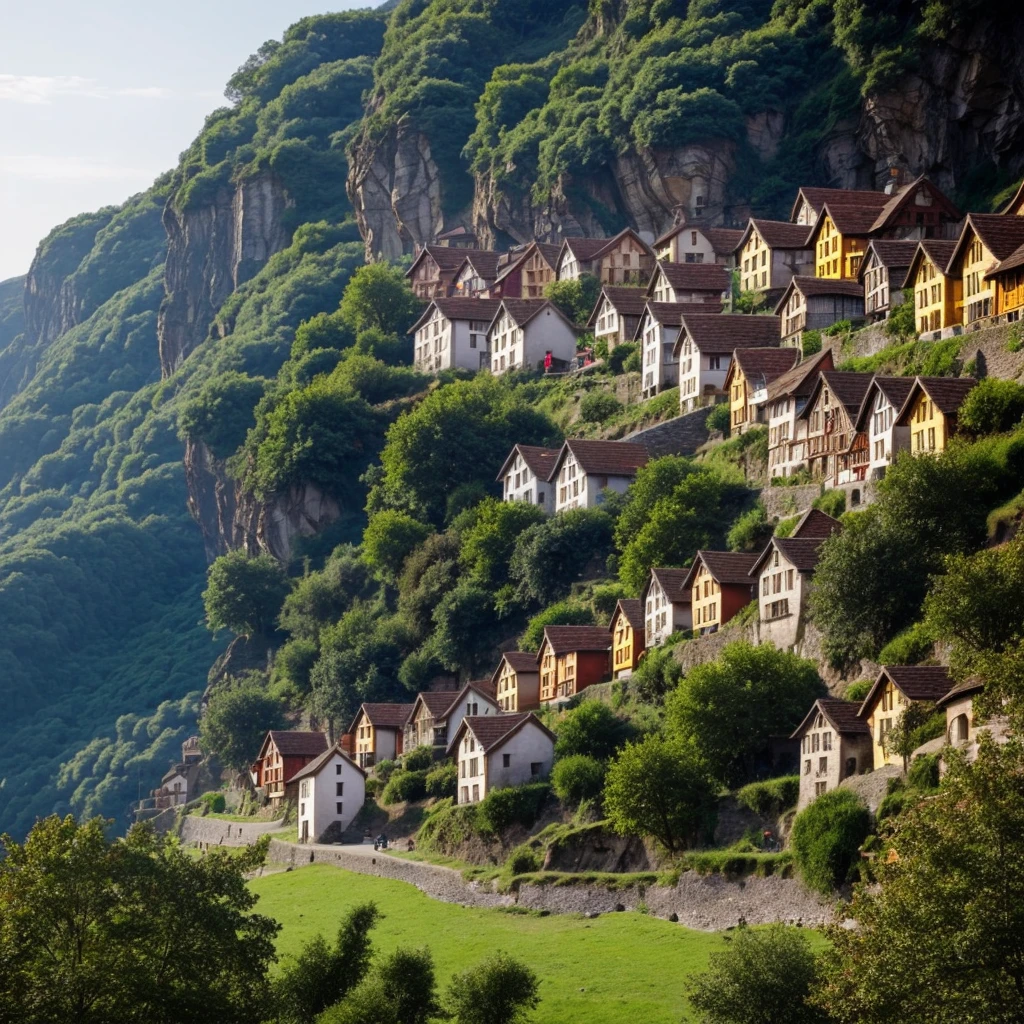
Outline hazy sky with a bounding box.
[0,1,371,281]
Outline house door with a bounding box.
[301,821,309,842]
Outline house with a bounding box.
[636,301,685,399]
[537,625,611,705]
[893,375,978,456]
[798,371,872,488]
[858,665,953,770]
[775,276,865,348]
[845,375,915,483]
[683,551,759,635]
[252,731,328,808]
[642,567,692,648]
[491,241,562,300]
[587,285,648,352]
[653,217,742,265]
[945,213,1024,328]
[936,680,1009,763]
[432,679,501,752]
[348,704,414,770]
[452,251,507,298]
[734,219,813,300]
[556,229,655,285]
[749,511,841,649]
[497,443,561,514]
[674,312,782,413]
[292,744,366,844]
[791,186,879,227]
[406,245,494,300]
[410,298,499,373]
[491,651,541,712]
[724,347,800,434]
[765,347,835,479]
[858,239,918,321]
[548,438,649,513]
[903,239,959,339]
[435,225,478,248]
[151,736,203,810]
[791,700,872,809]
[609,599,645,679]
[647,261,729,305]
[403,690,461,755]
[487,299,578,375]
[451,712,555,805]
[983,241,1024,326]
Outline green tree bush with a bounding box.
[555,699,633,762]
[706,403,730,435]
[476,783,551,834]
[361,511,431,583]
[579,389,622,423]
[203,550,291,637]
[403,746,434,772]
[338,262,423,337]
[551,754,606,805]
[320,947,439,1024]
[179,371,268,459]
[735,776,800,817]
[790,789,870,894]
[958,377,1024,436]
[425,762,458,799]
[444,953,539,1024]
[544,275,600,325]
[518,600,595,650]
[200,674,285,773]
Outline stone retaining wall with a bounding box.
[179,814,285,847]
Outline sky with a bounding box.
[0,0,372,282]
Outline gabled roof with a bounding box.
[633,301,690,340]
[764,347,835,402]
[491,650,540,688]
[750,535,829,578]
[257,731,328,761]
[287,743,367,784]
[773,275,865,315]
[455,250,504,281]
[790,507,842,540]
[797,371,873,422]
[448,712,556,756]
[682,550,760,591]
[440,678,499,721]
[856,239,918,283]
[348,703,415,735]
[538,625,612,657]
[586,285,649,328]
[858,665,954,717]
[735,218,813,254]
[547,438,649,482]
[894,375,977,426]
[901,239,959,290]
[936,679,985,709]
[496,443,562,483]
[851,375,916,433]
[725,347,800,391]
[408,690,460,724]
[947,213,1024,273]
[673,312,781,357]
[493,241,561,285]
[790,186,881,223]
[648,261,730,297]
[489,298,577,333]
[643,567,692,605]
[984,242,1024,280]
[867,176,961,233]
[809,194,893,241]
[560,228,653,267]
[791,698,869,739]
[707,227,745,254]
[610,598,645,632]
[437,225,476,242]
[406,245,494,279]
[409,297,502,334]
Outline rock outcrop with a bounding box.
[158,174,291,376]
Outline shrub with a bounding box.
[364,777,383,799]
[884,294,917,338]
[551,755,605,805]
[380,769,429,806]
[843,680,872,703]
[555,700,633,762]
[416,800,478,854]
[403,745,434,772]
[476,783,551,835]
[727,503,771,552]
[623,348,642,373]
[505,844,541,875]
[801,330,822,357]
[812,489,846,519]
[609,342,638,374]
[425,762,458,800]
[790,789,870,894]
[199,791,226,814]
[706,403,731,435]
[579,389,621,423]
[908,752,941,791]
[877,621,935,664]
[958,377,1024,437]
[736,776,800,817]
[374,759,398,783]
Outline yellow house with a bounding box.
[724,347,800,434]
[683,551,759,635]
[734,219,814,296]
[894,375,977,456]
[903,239,960,337]
[857,666,953,770]
[536,625,610,705]
[609,599,645,679]
[348,702,415,770]
[984,244,1024,322]
[946,213,1024,327]
[490,651,540,712]
[810,201,887,280]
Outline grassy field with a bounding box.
[250,864,727,1023]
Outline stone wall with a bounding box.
[760,484,822,520]
[625,406,711,457]
[179,814,285,848]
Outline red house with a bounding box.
[252,731,328,808]
[537,625,611,706]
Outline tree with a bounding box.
[551,754,605,805]
[686,925,828,1024]
[0,816,278,1024]
[603,735,717,852]
[339,262,423,337]
[957,377,1024,436]
[459,498,546,591]
[518,600,595,650]
[200,674,285,773]
[321,947,439,1024]
[813,740,1024,1023]
[665,642,825,788]
[178,371,268,459]
[445,952,539,1024]
[203,549,291,637]
[790,789,870,895]
[429,582,505,676]
[544,274,601,325]
[273,903,379,1024]
[362,511,432,583]
[291,310,356,358]
[555,699,633,761]
[883,701,939,773]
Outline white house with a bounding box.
[410,298,499,374]
[556,229,654,285]
[845,375,914,483]
[765,348,834,479]
[292,744,367,844]
[734,219,813,299]
[674,312,781,413]
[857,239,917,321]
[450,712,555,805]
[496,443,561,514]
[653,218,742,265]
[586,286,648,352]
[488,299,578,375]
[636,301,685,399]
[348,703,414,770]
[647,261,729,305]
[642,567,692,648]
[548,438,649,513]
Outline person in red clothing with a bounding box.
[544,350,552,372]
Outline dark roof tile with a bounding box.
[652,261,731,293]
[859,665,954,716]
[611,598,645,632]
[549,439,649,481]
[792,698,870,738]
[647,567,692,603]
[287,743,366,784]
[745,219,814,251]
[675,313,781,355]
[683,551,760,589]
[265,731,328,758]
[541,625,612,655]
[458,712,555,753]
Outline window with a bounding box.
[815,781,827,796]
[803,759,811,775]
[822,732,833,751]
[300,803,306,816]
[470,757,479,776]
[336,802,343,815]
[461,786,469,803]
[503,753,511,768]
[472,784,480,801]
[530,762,542,777]
[336,782,344,796]
[460,761,466,778]
[336,763,342,775]
[300,780,310,799]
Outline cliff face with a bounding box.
[158,174,292,376]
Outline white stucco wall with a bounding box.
[446,692,499,750]
[457,722,554,803]
[757,551,807,650]
[297,753,366,842]
[502,452,554,514]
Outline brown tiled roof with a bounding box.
[750,536,828,577]
[498,651,539,674]
[790,187,880,222]
[936,679,985,709]
[901,239,959,289]
[540,625,612,655]
[287,743,366,784]
[647,567,692,604]
[765,348,835,402]
[791,698,869,739]
[816,195,892,237]
[412,691,459,720]
[731,347,800,386]
[868,176,961,233]
[895,376,977,424]
[493,241,561,284]
[851,375,916,432]
[986,241,1024,279]
[787,274,866,301]
[949,214,1024,272]
[644,301,690,327]
[858,238,918,280]
[800,371,873,420]
[458,251,504,280]
[549,439,650,481]
[859,666,953,716]
[790,507,842,540]
[675,312,781,356]
[412,246,494,275]
[706,227,744,252]
[264,731,328,759]
[410,297,501,334]
[592,228,653,261]
[652,261,731,293]
[496,444,561,482]
[458,712,556,753]
[683,550,760,590]
[495,298,571,329]
[356,703,416,730]
[611,598,645,632]
[743,219,814,251]
[561,237,614,263]
[587,285,649,327]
